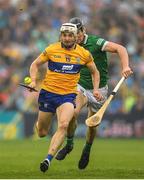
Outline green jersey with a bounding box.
[79,34,108,89]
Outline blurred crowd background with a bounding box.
[0,0,144,138]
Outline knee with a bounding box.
[74,109,80,118]
[35,123,48,137]
[37,129,48,137]
[88,126,96,133]
[70,117,77,128]
[58,121,69,131]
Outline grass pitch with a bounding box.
[0,138,144,179]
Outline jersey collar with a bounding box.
[83,34,88,44]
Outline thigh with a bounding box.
[38,89,57,113]
[37,110,54,131]
[87,85,108,113]
[75,91,88,113]
[56,103,75,127]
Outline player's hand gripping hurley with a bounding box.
[86,76,125,127]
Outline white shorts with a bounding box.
[77,84,108,112]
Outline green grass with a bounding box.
[0,138,144,179]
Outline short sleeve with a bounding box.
[95,38,108,51]
[39,46,51,63]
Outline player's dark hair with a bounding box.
[69,17,84,31]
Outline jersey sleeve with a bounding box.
[39,46,52,63]
[95,38,108,51]
[85,50,94,65]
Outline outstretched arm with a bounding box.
[104,42,133,78]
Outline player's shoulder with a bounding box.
[76,44,90,55]
[76,44,93,62]
[88,34,107,47]
[45,42,61,51]
[88,34,104,41]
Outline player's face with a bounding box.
[77,30,85,44]
[60,32,76,49]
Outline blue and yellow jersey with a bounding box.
[39,42,93,95]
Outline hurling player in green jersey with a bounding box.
[56,17,133,169]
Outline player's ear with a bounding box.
[83,27,86,34]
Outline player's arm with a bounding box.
[86,61,103,101]
[29,50,49,88]
[103,42,133,78]
[30,56,45,83]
